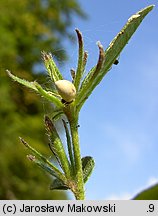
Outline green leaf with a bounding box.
[133,184,158,200]
[73,29,85,91]
[27,155,61,179]
[62,119,75,173]
[6,70,37,91]
[34,81,63,108]
[19,137,65,181]
[7,70,63,109]
[42,51,63,82]
[50,178,69,190]
[76,5,154,111]
[82,156,95,183]
[45,116,71,178]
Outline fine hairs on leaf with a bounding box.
[42,51,63,82]
[44,116,71,178]
[7,5,154,200]
[75,5,154,111]
[19,137,66,181]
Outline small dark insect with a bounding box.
[113,59,119,65]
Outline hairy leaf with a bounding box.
[42,51,63,82]
[7,70,37,91]
[76,5,154,111]
[19,137,65,181]
[82,156,95,183]
[45,116,71,177]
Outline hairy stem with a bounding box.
[64,105,85,200]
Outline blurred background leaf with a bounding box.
[133,184,158,200]
[0,0,86,199]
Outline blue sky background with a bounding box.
[59,1,158,199]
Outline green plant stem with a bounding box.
[70,118,84,200]
[62,119,75,174]
[65,105,85,200]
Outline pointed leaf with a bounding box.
[133,184,158,200]
[78,41,105,97]
[34,81,63,108]
[45,116,71,177]
[76,5,154,110]
[42,51,63,82]
[73,29,86,91]
[7,70,37,91]
[7,70,63,109]
[82,156,95,183]
[27,155,62,179]
[62,119,75,172]
[20,137,65,181]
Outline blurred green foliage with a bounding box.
[0,0,85,199]
[133,184,158,200]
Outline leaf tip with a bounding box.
[75,28,83,46]
[19,137,28,147]
[6,69,13,78]
[96,41,103,48]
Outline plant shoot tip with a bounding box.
[96,41,103,48]
[19,137,28,147]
